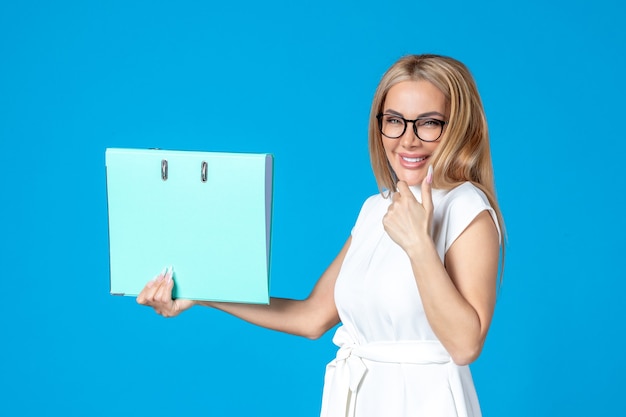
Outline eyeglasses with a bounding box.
[376,113,447,142]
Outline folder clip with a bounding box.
[161,159,207,183]
[201,161,208,183]
[161,159,168,181]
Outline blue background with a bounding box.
[1,0,624,416]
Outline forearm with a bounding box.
[407,242,488,365]
[196,296,339,340]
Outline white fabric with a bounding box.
[320,182,500,417]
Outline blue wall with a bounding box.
[1,1,624,415]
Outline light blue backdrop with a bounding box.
[1,1,624,416]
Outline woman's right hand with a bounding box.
[136,267,195,318]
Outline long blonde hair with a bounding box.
[369,54,506,268]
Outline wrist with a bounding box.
[405,235,437,261]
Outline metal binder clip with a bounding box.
[201,161,208,182]
[161,159,168,181]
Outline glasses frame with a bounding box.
[376,113,447,142]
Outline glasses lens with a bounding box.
[415,119,444,142]
[379,114,405,138]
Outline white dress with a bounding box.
[320,182,500,417]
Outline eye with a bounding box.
[384,115,403,125]
[417,118,443,128]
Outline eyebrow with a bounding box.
[384,109,447,119]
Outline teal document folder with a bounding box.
[105,148,273,304]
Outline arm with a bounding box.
[137,237,350,340]
[383,180,499,365]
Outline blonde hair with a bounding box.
[369,54,506,269]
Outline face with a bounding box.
[381,80,448,186]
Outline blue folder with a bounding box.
[105,148,273,304]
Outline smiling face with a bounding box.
[381,80,449,186]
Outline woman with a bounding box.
[138,54,505,417]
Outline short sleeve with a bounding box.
[432,183,501,259]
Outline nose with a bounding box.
[400,122,421,147]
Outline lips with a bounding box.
[398,153,429,167]
[391,153,431,184]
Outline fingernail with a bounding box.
[155,268,166,282]
[167,266,174,283]
[426,165,433,184]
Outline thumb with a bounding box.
[421,165,434,214]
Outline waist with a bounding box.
[332,328,451,365]
[322,332,455,417]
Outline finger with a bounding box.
[160,270,178,317]
[155,267,175,303]
[392,181,406,205]
[165,269,175,300]
[396,181,417,203]
[137,267,168,305]
[421,165,434,214]
[137,271,164,304]
[396,180,409,195]
[137,281,151,304]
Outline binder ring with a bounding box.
[201,161,208,182]
[161,159,168,181]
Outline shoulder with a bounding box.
[435,182,491,209]
[351,191,389,235]
[432,182,501,255]
[361,191,388,210]
[434,182,495,227]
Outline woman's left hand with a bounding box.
[382,169,434,253]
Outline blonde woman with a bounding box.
[138,54,504,417]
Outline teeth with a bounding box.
[402,156,426,163]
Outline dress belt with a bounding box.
[325,332,451,417]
